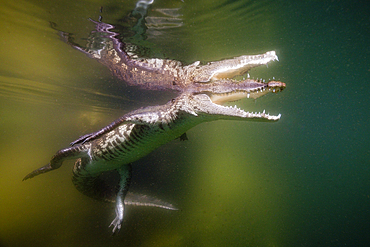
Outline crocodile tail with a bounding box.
[22,163,53,181]
[22,149,69,180]
[23,145,87,181]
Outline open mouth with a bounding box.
[208,80,286,105]
[189,79,286,121]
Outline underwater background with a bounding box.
[0,0,369,246]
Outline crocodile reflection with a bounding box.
[24,3,286,234]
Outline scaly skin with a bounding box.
[24,5,286,234]
[60,19,280,91]
[24,79,285,233]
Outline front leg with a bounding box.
[109,164,132,234]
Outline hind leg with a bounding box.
[109,164,132,234]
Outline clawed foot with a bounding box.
[109,215,122,234]
[109,203,124,234]
[109,164,131,235]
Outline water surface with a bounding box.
[0,0,369,246]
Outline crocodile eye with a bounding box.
[171,98,176,103]
[172,81,177,86]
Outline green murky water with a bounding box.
[0,0,369,246]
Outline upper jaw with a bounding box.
[187,50,285,105]
[190,51,279,83]
[191,79,286,105]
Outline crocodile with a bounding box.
[60,15,280,92]
[23,78,285,233]
[24,5,286,234]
